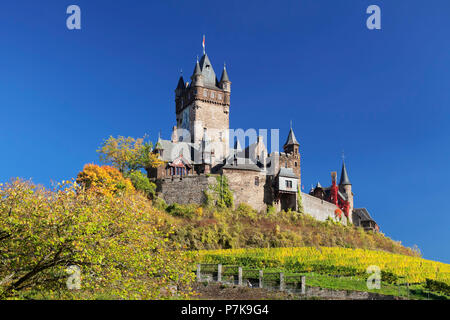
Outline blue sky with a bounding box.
[1,1,449,263]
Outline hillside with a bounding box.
[160,202,418,256]
[195,247,450,299]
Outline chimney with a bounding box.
[171,126,178,143]
[331,171,337,185]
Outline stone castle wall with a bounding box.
[301,192,348,225]
[223,169,267,213]
[155,175,217,205]
[155,175,347,225]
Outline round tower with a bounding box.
[339,161,353,223]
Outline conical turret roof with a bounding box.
[176,76,185,89]
[339,162,351,185]
[284,128,300,147]
[193,60,201,76]
[220,65,230,82]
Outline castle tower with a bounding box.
[282,127,301,178]
[339,161,354,222]
[283,128,300,155]
[175,51,230,162]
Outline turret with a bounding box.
[283,127,300,155]
[219,64,231,92]
[175,75,185,97]
[191,59,203,87]
[339,161,354,222]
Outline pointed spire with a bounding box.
[193,58,201,76]
[176,74,185,89]
[220,63,230,82]
[339,161,351,186]
[197,53,217,86]
[316,181,322,188]
[284,127,300,147]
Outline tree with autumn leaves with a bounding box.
[0,136,193,300]
[91,135,164,198]
[0,179,195,299]
[97,135,164,177]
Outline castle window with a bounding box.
[285,161,288,168]
[295,162,297,167]
[286,180,292,188]
[255,177,259,186]
[218,93,223,100]
[211,92,215,98]
[203,90,208,97]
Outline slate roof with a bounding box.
[353,208,375,222]
[156,139,203,164]
[220,65,230,82]
[311,185,348,201]
[284,128,300,147]
[193,60,201,76]
[197,54,219,88]
[222,156,261,172]
[278,167,298,179]
[176,76,185,89]
[339,162,351,185]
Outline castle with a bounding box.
[150,45,379,232]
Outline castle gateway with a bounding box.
[149,45,378,232]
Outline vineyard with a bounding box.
[196,247,450,286]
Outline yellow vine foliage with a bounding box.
[197,247,450,285]
[76,164,134,197]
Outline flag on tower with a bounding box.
[202,35,205,55]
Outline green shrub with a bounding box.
[425,279,450,295]
[209,175,234,208]
[297,187,304,213]
[235,203,258,220]
[267,205,277,216]
[166,203,198,219]
[152,197,167,211]
[126,170,156,198]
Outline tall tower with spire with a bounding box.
[339,161,353,222]
[283,127,301,177]
[174,41,231,162]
